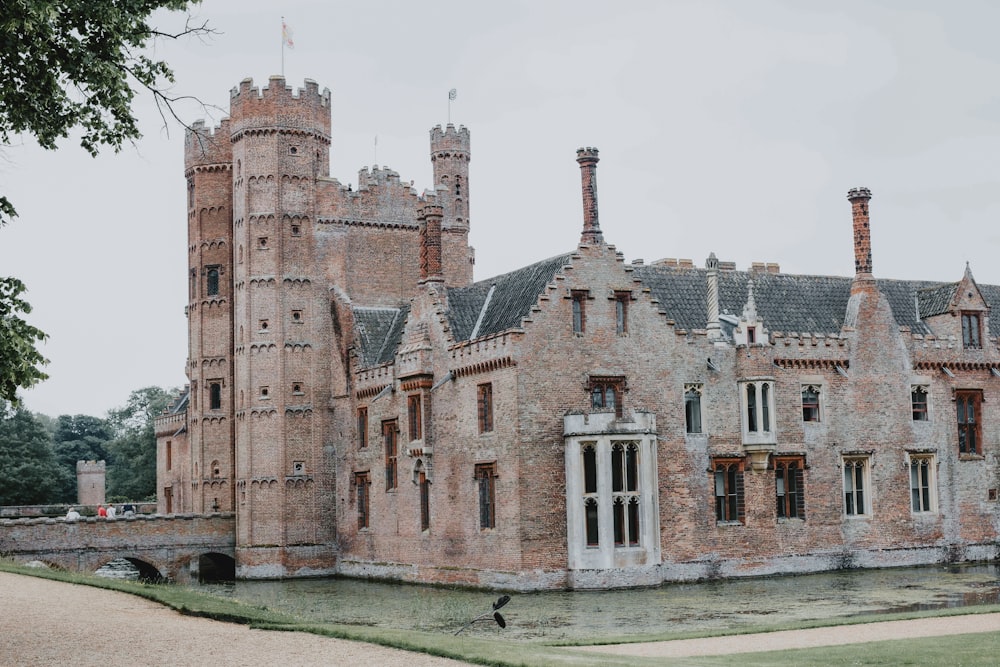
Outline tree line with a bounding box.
[0,386,175,506]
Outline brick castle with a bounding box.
[156,75,1000,589]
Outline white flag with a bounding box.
[282,20,294,49]
[448,88,457,101]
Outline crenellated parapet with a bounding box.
[430,123,470,157]
[229,76,331,142]
[185,119,233,170]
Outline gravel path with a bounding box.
[0,572,467,667]
[4,570,999,665]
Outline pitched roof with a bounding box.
[632,265,996,337]
[916,283,958,319]
[447,253,573,341]
[353,305,409,367]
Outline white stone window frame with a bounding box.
[739,379,776,446]
[564,413,661,571]
[841,455,872,518]
[906,452,938,514]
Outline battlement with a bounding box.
[76,460,106,474]
[229,76,331,139]
[430,123,470,154]
[356,165,414,192]
[185,119,233,169]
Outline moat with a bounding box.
[186,563,1000,642]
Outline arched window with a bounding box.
[206,267,220,296]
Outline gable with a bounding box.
[446,253,573,341]
[353,305,409,367]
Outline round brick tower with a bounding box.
[228,76,336,577]
[184,118,235,514]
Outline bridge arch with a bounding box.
[94,556,167,583]
[198,552,236,582]
[0,513,236,584]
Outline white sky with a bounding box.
[3,0,1000,418]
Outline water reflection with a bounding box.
[196,563,1000,642]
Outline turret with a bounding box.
[184,117,235,515]
[430,124,474,287]
[430,124,470,230]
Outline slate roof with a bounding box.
[916,283,958,319]
[351,253,1000,368]
[446,253,574,342]
[353,305,409,367]
[632,265,999,338]
[168,388,190,415]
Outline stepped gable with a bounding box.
[633,264,991,336]
[353,305,410,367]
[447,253,574,341]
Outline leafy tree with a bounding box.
[0,406,64,505]
[106,386,174,500]
[0,0,208,404]
[0,278,48,404]
[51,414,113,502]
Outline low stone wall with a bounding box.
[0,503,158,518]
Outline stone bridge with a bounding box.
[0,513,235,583]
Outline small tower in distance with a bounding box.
[77,460,106,506]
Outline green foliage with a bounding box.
[106,386,173,500]
[0,0,204,403]
[51,414,113,502]
[0,0,202,225]
[0,278,48,405]
[0,407,64,505]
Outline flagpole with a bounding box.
[281,16,284,77]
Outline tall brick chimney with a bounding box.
[847,187,873,278]
[576,147,603,244]
[419,204,444,283]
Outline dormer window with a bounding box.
[746,327,756,344]
[961,312,981,349]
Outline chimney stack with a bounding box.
[847,187,873,278]
[576,147,603,244]
[418,204,444,283]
